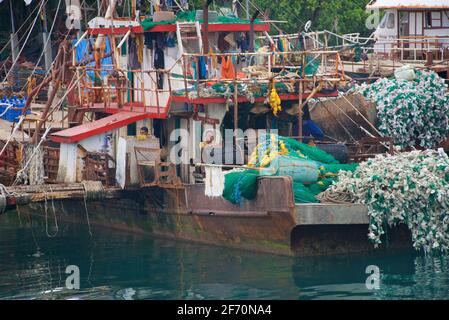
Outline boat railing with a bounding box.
[259,30,375,52]
[373,36,449,62]
[72,50,346,114]
[169,50,346,102]
[73,59,182,115]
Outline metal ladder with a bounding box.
[176,21,203,55]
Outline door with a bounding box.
[399,11,410,59]
[408,11,424,59]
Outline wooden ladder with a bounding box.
[176,21,203,55]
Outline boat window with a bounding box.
[379,14,387,28]
[426,11,442,28]
[386,13,395,29]
[444,10,449,27]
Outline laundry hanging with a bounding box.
[221,56,235,79]
[154,46,165,89]
[144,32,156,50]
[128,37,141,69]
[204,166,224,197]
[135,35,144,65]
[198,56,208,79]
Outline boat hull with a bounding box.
[17,176,412,256]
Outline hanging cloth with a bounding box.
[128,37,141,69]
[154,46,165,89]
[198,56,207,79]
[144,32,155,50]
[209,48,218,78]
[204,166,225,197]
[281,37,289,52]
[221,56,235,79]
[135,35,144,65]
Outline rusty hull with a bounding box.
[17,176,412,256]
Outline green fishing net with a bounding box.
[321,149,449,254]
[355,69,449,149]
[223,135,358,204]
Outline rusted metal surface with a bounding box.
[0,140,20,185]
[43,146,59,183]
[83,152,116,187]
[3,183,124,208]
[185,176,295,215]
[351,136,394,162]
[134,147,183,188]
[294,203,369,225]
[8,177,412,256]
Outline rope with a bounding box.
[316,188,353,204]
[13,125,52,186]
[0,184,11,215]
[1,0,46,87]
[81,181,104,237]
[20,0,62,92]
[315,98,356,142]
[0,103,13,118]
[0,0,45,57]
[81,181,105,201]
[327,97,377,138]
[338,92,384,137]
[44,185,59,238]
[11,74,80,186]
[0,115,25,158]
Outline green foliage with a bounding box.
[243,0,372,35]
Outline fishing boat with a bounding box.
[0,0,413,256]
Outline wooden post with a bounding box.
[182,55,189,99]
[131,0,137,19]
[249,11,260,52]
[233,73,238,146]
[202,0,212,54]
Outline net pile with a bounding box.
[355,70,449,149]
[319,149,449,254]
[222,135,357,204]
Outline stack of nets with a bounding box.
[355,69,449,149]
[222,135,357,204]
[319,149,449,254]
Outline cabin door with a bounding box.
[398,11,410,59]
[409,11,424,59]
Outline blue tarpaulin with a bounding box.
[72,37,113,80]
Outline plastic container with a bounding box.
[394,65,416,81]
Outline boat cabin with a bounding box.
[368,0,449,61]
[46,1,347,189]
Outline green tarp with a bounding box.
[141,11,263,31]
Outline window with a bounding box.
[379,14,387,28]
[443,10,449,27]
[426,11,442,28]
[387,13,395,29]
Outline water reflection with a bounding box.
[0,211,448,299]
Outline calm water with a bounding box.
[1,211,449,300]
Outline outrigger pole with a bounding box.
[202,0,213,54]
[8,0,19,69]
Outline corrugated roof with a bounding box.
[367,0,449,9]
